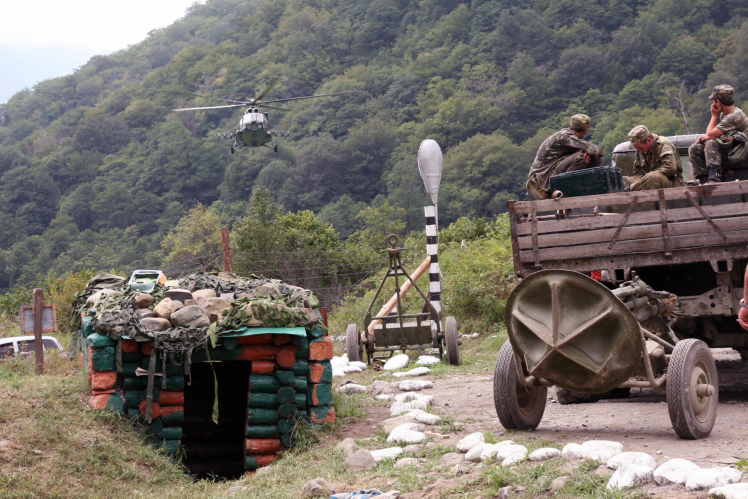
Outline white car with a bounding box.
[0,335,64,359]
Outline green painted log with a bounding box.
[246,425,280,438]
[308,361,332,383]
[247,408,280,425]
[146,417,164,436]
[308,383,333,406]
[124,377,145,390]
[292,359,308,377]
[294,393,307,410]
[275,371,308,392]
[161,439,181,455]
[139,358,184,376]
[280,432,293,448]
[127,408,142,420]
[278,418,296,434]
[122,363,139,377]
[160,427,182,440]
[82,315,96,338]
[91,347,115,371]
[125,387,160,407]
[249,375,282,393]
[161,376,184,391]
[121,351,143,363]
[308,325,326,339]
[275,370,294,385]
[145,435,159,446]
[105,393,126,413]
[222,337,238,350]
[291,335,309,358]
[248,392,279,409]
[161,410,184,426]
[86,333,116,348]
[278,403,297,419]
[308,405,336,424]
[276,386,296,405]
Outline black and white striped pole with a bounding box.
[418,139,443,316]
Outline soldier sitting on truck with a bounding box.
[624,125,684,191]
[689,84,748,184]
[526,114,603,199]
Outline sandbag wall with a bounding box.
[80,313,335,473]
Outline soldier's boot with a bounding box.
[706,168,722,184]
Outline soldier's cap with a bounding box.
[709,84,734,102]
[569,114,591,130]
[628,124,651,145]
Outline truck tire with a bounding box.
[445,316,460,366]
[667,339,718,439]
[346,324,361,362]
[493,341,546,431]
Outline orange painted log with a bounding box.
[157,391,185,406]
[91,370,117,391]
[237,334,273,345]
[139,400,161,418]
[252,360,275,374]
[89,394,110,410]
[91,389,116,395]
[79,352,84,368]
[87,347,94,374]
[245,438,282,455]
[275,350,296,369]
[309,337,333,361]
[160,405,184,418]
[141,342,154,355]
[272,334,291,346]
[122,339,139,353]
[309,405,336,424]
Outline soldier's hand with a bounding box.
[711,101,721,116]
[583,152,591,163]
[739,306,748,331]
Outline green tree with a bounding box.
[161,203,223,274]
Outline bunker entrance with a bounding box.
[182,361,250,479]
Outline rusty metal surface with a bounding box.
[678,285,734,316]
[506,270,642,393]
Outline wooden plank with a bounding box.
[515,202,748,236]
[512,182,748,214]
[519,227,748,262]
[518,215,748,250]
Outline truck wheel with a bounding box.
[445,316,460,366]
[667,339,718,439]
[493,341,546,431]
[346,324,362,362]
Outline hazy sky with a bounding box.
[1,0,204,104]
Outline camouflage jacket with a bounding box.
[633,134,682,179]
[529,128,603,191]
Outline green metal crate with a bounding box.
[550,165,623,198]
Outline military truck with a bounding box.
[508,163,748,360]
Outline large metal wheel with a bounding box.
[445,316,460,366]
[346,324,362,362]
[493,341,547,431]
[667,339,718,440]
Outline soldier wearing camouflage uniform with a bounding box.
[624,125,684,191]
[689,84,748,183]
[527,114,603,199]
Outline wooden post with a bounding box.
[221,227,233,273]
[33,288,44,375]
[366,255,431,334]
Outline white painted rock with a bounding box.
[395,392,419,402]
[479,444,499,461]
[408,411,440,424]
[332,369,346,377]
[387,429,427,444]
[580,440,624,461]
[370,447,403,462]
[654,458,701,486]
[340,365,363,373]
[416,355,440,366]
[330,355,349,368]
[709,483,748,499]
[607,452,656,470]
[606,464,654,490]
[398,380,433,391]
[390,399,429,416]
[338,384,367,394]
[393,367,431,378]
[395,457,424,468]
[530,448,562,461]
[456,433,485,452]
[686,468,743,492]
[383,354,410,370]
[376,394,393,401]
[496,444,528,461]
[463,443,490,462]
[502,449,527,466]
[562,443,584,459]
[387,422,423,436]
[349,361,367,370]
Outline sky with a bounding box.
[0,0,204,104]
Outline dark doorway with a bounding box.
[182,361,250,479]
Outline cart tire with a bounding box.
[667,339,718,440]
[346,324,361,363]
[493,341,546,431]
[445,316,460,366]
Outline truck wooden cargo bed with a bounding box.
[508,181,748,281]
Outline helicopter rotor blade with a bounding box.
[259,90,359,105]
[257,104,292,111]
[159,90,251,105]
[173,104,247,112]
[253,78,282,102]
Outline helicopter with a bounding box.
[171,80,358,153]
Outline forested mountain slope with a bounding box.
[1,0,747,291]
